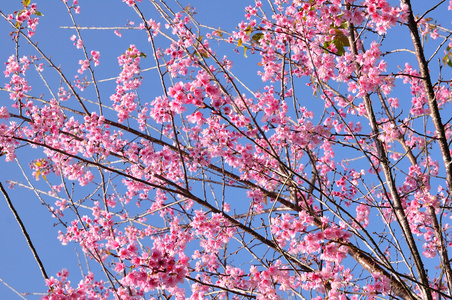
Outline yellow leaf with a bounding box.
[245,25,253,36]
[237,38,242,47]
[23,0,31,7]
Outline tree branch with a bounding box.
[0,182,48,280]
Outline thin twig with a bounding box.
[0,278,27,300]
[60,26,142,30]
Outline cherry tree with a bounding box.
[1,0,452,299]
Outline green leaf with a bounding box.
[443,53,452,68]
[125,48,147,59]
[443,55,452,68]
[323,28,350,56]
[335,34,349,47]
[244,46,248,58]
[251,32,264,43]
[333,40,346,56]
[193,49,208,58]
[339,20,348,29]
[332,28,349,46]
[34,11,44,16]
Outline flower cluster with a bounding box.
[110,45,142,123]
[2,0,452,299]
[8,3,40,37]
[4,55,32,102]
[43,269,109,300]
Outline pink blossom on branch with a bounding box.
[2,0,452,299]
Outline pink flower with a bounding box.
[356,204,370,228]
[0,107,9,120]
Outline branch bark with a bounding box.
[0,182,48,280]
[401,0,452,294]
[345,9,431,299]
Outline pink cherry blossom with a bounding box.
[2,1,452,299]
